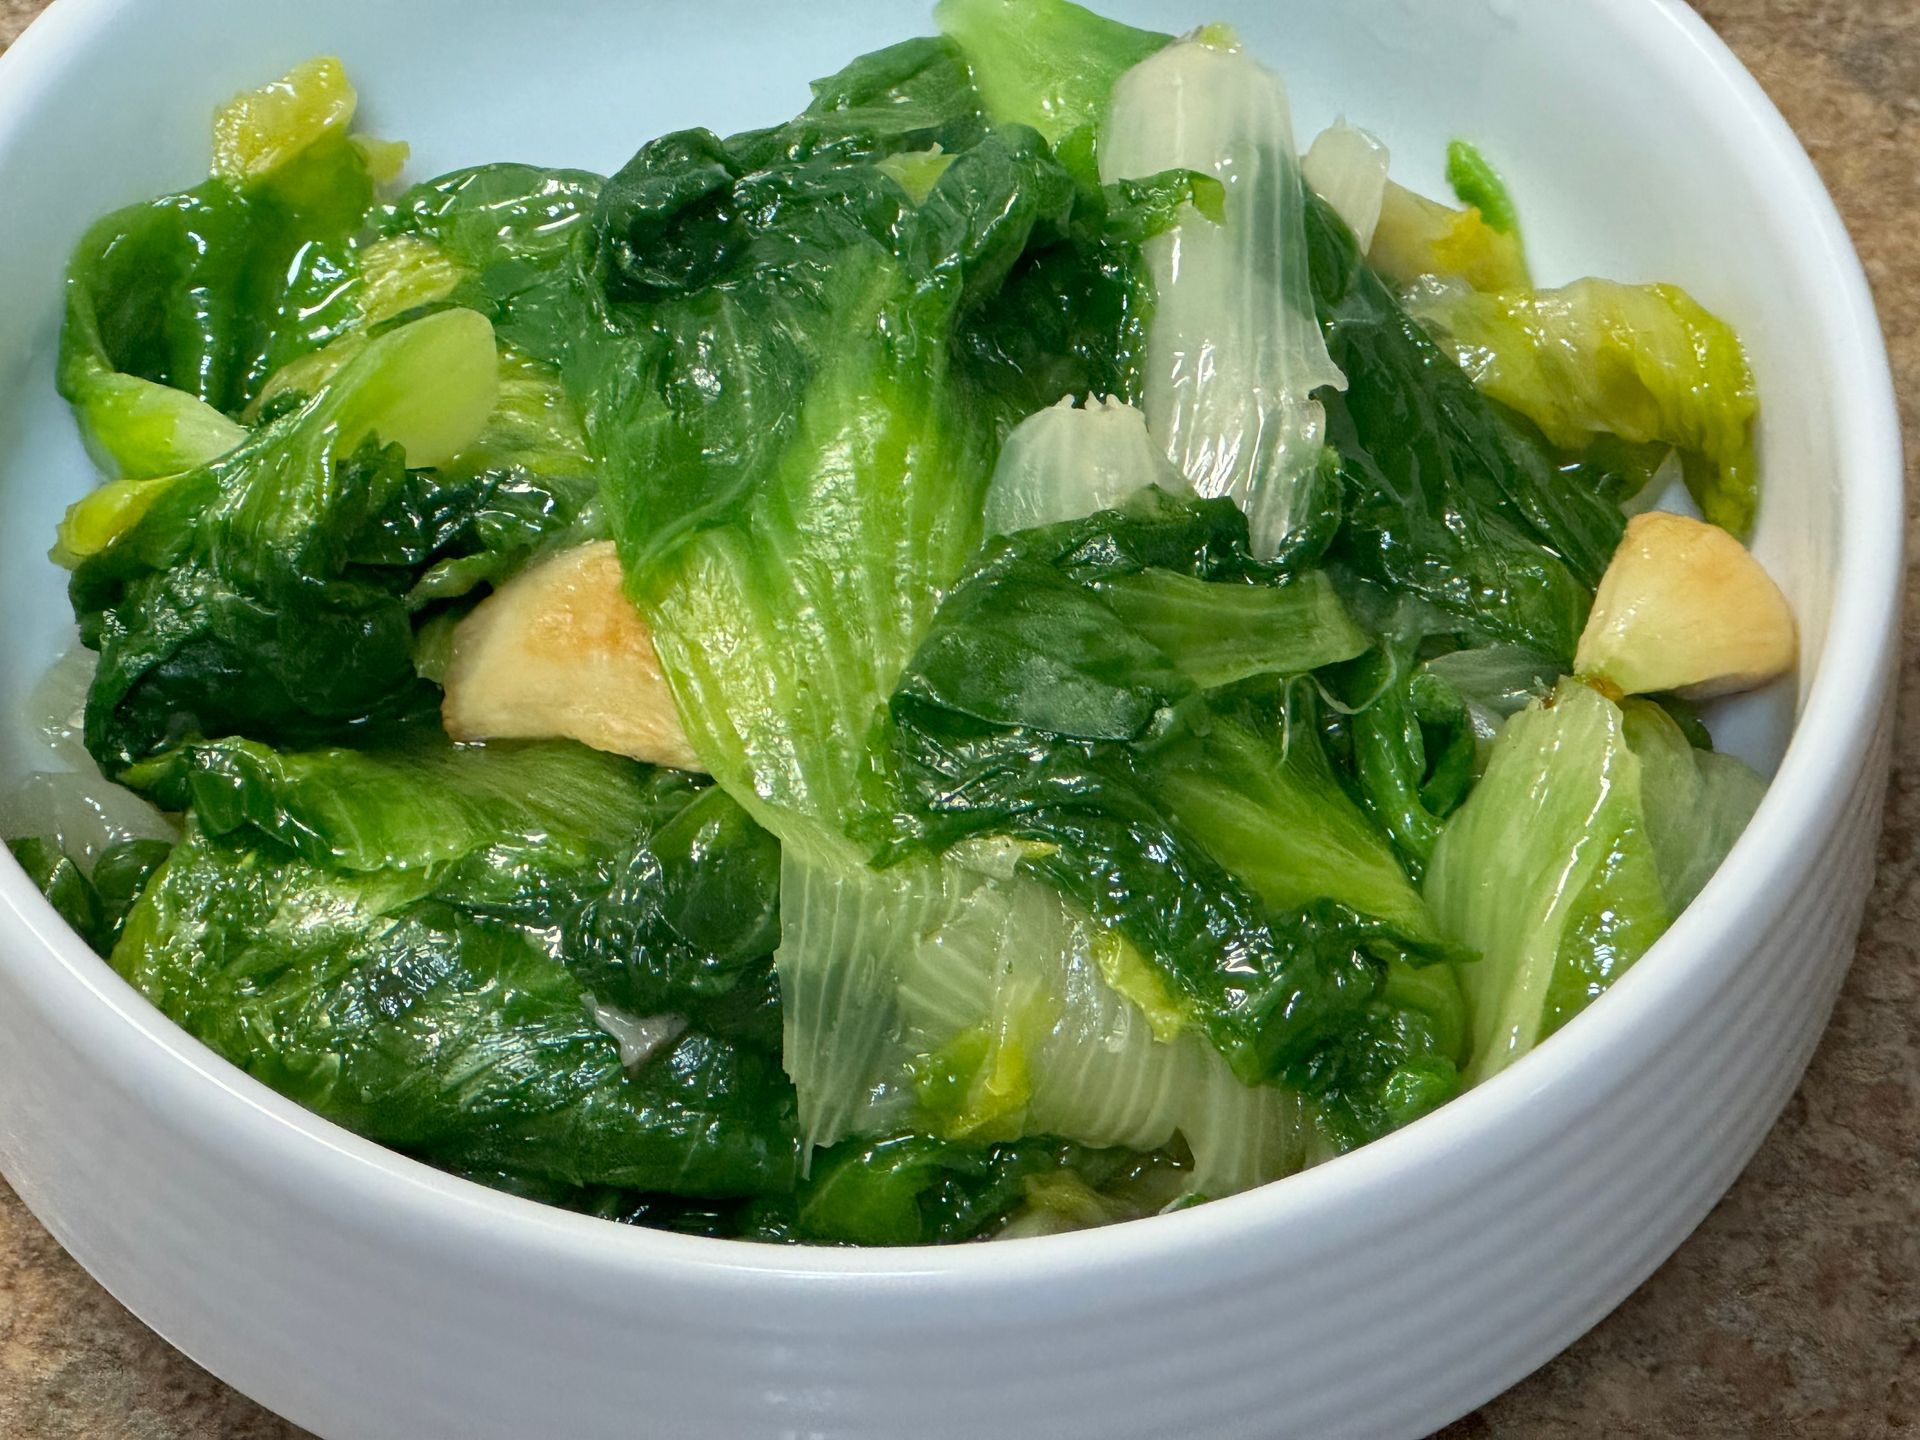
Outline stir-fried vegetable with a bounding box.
[6,1,1791,1244]
[1101,29,1346,559]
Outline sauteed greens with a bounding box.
[6,0,1793,1243]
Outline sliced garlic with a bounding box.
[1574,511,1796,699]
[441,540,704,771]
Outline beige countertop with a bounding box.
[1,0,1915,1435]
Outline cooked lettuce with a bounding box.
[1303,120,1391,253]
[1098,566,1368,688]
[1100,31,1346,559]
[951,162,1224,441]
[574,61,1317,1189]
[934,0,1168,148]
[8,837,106,950]
[1306,194,1623,657]
[1407,278,1760,537]
[1368,179,1530,294]
[885,491,1468,1149]
[776,855,1310,1194]
[7,834,179,957]
[1623,700,1767,912]
[981,394,1188,539]
[375,162,606,371]
[67,310,499,772]
[743,1132,1189,1245]
[1425,680,1762,1082]
[114,733,800,1194]
[60,58,388,431]
[30,18,1780,1244]
[588,127,1071,848]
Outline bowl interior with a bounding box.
[0,0,1810,799]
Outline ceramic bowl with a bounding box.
[0,1,1900,1436]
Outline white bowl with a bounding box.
[0,1,1900,1437]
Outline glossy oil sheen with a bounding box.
[0,2,1901,1437]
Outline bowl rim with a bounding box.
[0,0,1902,1283]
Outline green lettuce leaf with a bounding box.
[113,733,799,1194]
[589,119,1073,851]
[376,162,607,371]
[60,56,389,441]
[6,834,174,958]
[68,309,499,771]
[934,0,1168,148]
[743,1132,1187,1245]
[1425,678,1764,1082]
[580,86,1094,1172]
[884,490,1468,1149]
[1306,194,1621,658]
[1621,699,1766,912]
[775,852,1312,1194]
[1406,277,1760,537]
[951,162,1224,444]
[7,836,107,951]
[1097,566,1368,689]
[575,58,1337,1182]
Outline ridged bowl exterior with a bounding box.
[0,1,1901,1437]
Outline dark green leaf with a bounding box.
[885,492,1466,1144]
[1305,195,1620,659]
[113,735,800,1195]
[7,837,107,953]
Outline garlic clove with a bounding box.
[1574,510,1795,700]
[441,540,704,771]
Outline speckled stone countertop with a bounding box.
[0,0,1914,1435]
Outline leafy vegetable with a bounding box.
[776,853,1311,1193]
[1424,680,1761,1082]
[1306,194,1621,658]
[1622,699,1766,912]
[745,1132,1187,1245]
[1368,179,1530,293]
[738,35,992,169]
[68,309,499,772]
[90,838,174,944]
[60,57,389,435]
[588,107,1077,850]
[1420,644,1561,748]
[577,53,1375,1184]
[885,491,1468,1148]
[1444,140,1522,240]
[981,395,1188,539]
[376,162,607,370]
[115,733,800,1194]
[1406,278,1760,536]
[8,836,107,951]
[10,833,173,956]
[1101,31,1347,558]
[580,74,1168,1187]
[950,162,1224,442]
[57,363,247,487]
[1303,119,1391,253]
[934,0,1168,148]
[1097,567,1368,689]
